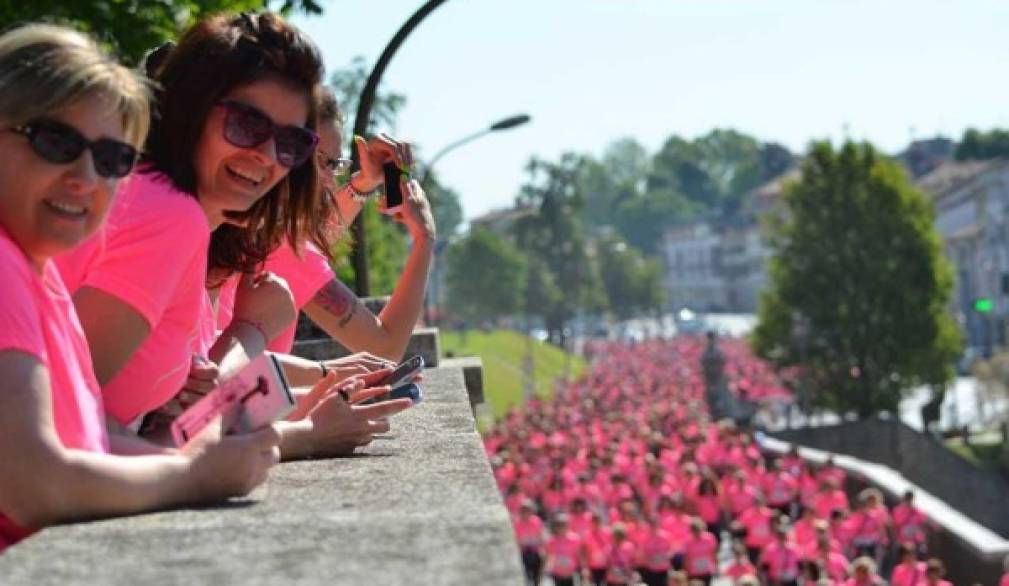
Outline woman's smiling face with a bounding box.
[0,92,126,268]
[193,77,309,225]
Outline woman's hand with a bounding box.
[285,370,412,458]
[182,419,281,501]
[177,354,221,409]
[231,271,296,343]
[381,178,436,242]
[351,133,413,193]
[321,352,395,381]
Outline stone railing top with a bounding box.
[0,365,522,585]
[761,436,1009,560]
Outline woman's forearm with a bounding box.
[209,321,268,380]
[372,233,435,359]
[4,446,194,529]
[304,234,433,362]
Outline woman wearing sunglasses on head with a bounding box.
[0,24,281,551]
[57,13,379,458]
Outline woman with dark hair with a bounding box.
[58,12,395,458]
[220,84,436,392]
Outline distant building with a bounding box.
[661,222,724,312]
[899,136,956,178]
[662,171,794,314]
[919,158,1009,353]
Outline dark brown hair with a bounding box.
[301,85,348,262]
[144,11,323,276]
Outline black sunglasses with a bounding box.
[11,120,137,179]
[217,100,318,168]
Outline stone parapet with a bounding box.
[0,365,522,585]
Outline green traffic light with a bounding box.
[975,298,994,313]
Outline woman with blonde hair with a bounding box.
[0,23,279,550]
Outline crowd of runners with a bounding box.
[485,337,966,586]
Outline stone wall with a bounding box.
[0,365,523,585]
[771,418,1009,536]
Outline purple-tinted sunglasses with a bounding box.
[217,100,318,168]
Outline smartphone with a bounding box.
[376,355,424,389]
[362,382,424,406]
[171,353,295,446]
[382,162,404,214]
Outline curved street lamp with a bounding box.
[349,0,449,296]
[421,113,532,325]
[421,114,531,186]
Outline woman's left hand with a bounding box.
[352,133,413,193]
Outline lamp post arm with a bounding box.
[420,128,491,187]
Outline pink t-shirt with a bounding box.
[583,527,612,569]
[545,531,581,577]
[739,506,775,548]
[725,559,757,581]
[760,540,802,582]
[892,503,928,544]
[216,239,333,354]
[514,514,544,548]
[57,171,210,425]
[683,532,718,577]
[1000,573,1009,586]
[814,489,850,520]
[891,561,926,586]
[605,540,637,584]
[638,527,673,571]
[0,227,109,549]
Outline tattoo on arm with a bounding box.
[313,279,358,328]
[337,300,358,328]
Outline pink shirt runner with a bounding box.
[513,514,544,548]
[545,531,581,577]
[683,532,718,577]
[760,540,802,582]
[57,171,211,425]
[0,227,109,549]
[216,239,333,354]
[891,561,926,586]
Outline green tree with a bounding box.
[596,234,666,320]
[513,154,604,346]
[752,141,962,418]
[955,128,1009,161]
[331,200,407,296]
[445,227,526,325]
[0,0,324,65]
[421,170,464,240]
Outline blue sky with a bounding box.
[293,0,1009,222]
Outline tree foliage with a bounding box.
[752,141,962,418]
[513,154,604,346]
[0,0,325,65]
[595,234,666,320]
[575,131,793,255]
[445,227,526,324]
[955,128,1009,161]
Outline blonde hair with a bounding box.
[0,24,149,149]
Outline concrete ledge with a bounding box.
[0,366,523,585]
[761,436,1009,585]
[292,327,441,367]
[440,356,485,408]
